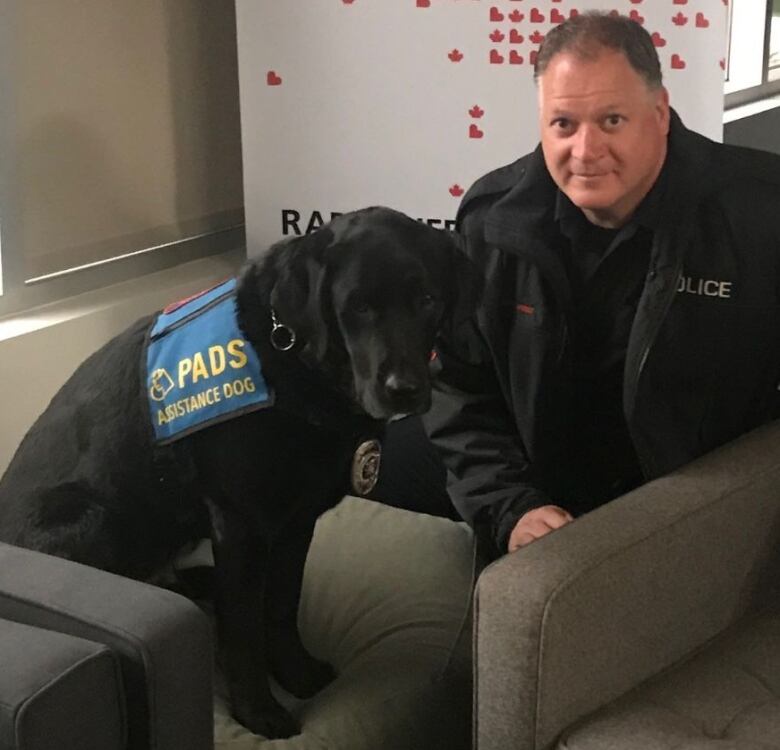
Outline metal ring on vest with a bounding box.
[270,309,297,352]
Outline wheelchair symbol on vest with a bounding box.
[149,368,175,401]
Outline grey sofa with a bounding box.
[0,496,475,750]
[473,419,780,750]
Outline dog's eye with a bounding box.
[421,294,436,308]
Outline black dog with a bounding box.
[0,207,476,738]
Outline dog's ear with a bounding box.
[244,228,335,362]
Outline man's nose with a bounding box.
[571,124,603,162]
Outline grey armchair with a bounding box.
[473,419,780,750]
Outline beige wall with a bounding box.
[12,0,243,280]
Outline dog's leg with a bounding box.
[266,512,336,698]
[206,499,299,739]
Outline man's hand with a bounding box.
[507,505,574,553]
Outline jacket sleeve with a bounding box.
[424,230,553,555]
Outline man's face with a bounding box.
[538,48,670,228]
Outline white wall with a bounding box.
[0,250,242,473]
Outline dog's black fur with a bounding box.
[0,207,477,738]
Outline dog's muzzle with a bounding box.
[376,371,430,418]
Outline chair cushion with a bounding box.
[0,618,124,750]
[213,496,475,750]
[559,605,780,750]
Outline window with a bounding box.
[0,1,244,318]
[770,0,780,81]
[726,0,780,108]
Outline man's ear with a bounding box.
[244,227,335,361]
[656,86,671,136]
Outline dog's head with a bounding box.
[244,206,479,420]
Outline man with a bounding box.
[424,11,780,558]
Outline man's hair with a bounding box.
[534,11,663,89]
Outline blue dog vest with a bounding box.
[146,278,273,443]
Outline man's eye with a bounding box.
[604,114,623,128]
[551,118,574,135]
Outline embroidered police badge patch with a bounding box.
[351,439,382,496]
[146,278,273,443]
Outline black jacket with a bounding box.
[425,111,780,555]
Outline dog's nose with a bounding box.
[384,373,422,399]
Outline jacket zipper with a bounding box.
[629,253,685,479]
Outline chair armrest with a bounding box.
[474,420,780,750]
[0,618,125,750]
[0,543,214,750]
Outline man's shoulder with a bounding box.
[710,138,780,185]
[704,142,780,227]
[456,151,539,231]
[674,121,780,192]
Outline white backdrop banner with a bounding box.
[236,0,727,253]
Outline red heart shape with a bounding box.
[489,6,504,22]
[630,0,643,3]
[671,53,686,69]
[550,8,565,23]
[469,124,484,139]
[509,29,524,44]
[416,0,430,6]
[651,31,667,47]
[509,50,524,65]
[673,0,687,3]
[266,70,282,86]
[342,0,355,4]
[629,10,644,24]
[695,12,709,28]
[530,8,545,23]
[530,50,539,66]
[490,49,505,65]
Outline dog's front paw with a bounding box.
[233,698,300,740]
[269,629,337,699]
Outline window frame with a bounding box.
[725,0,780,109]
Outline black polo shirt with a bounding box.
[554,166,667,514]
